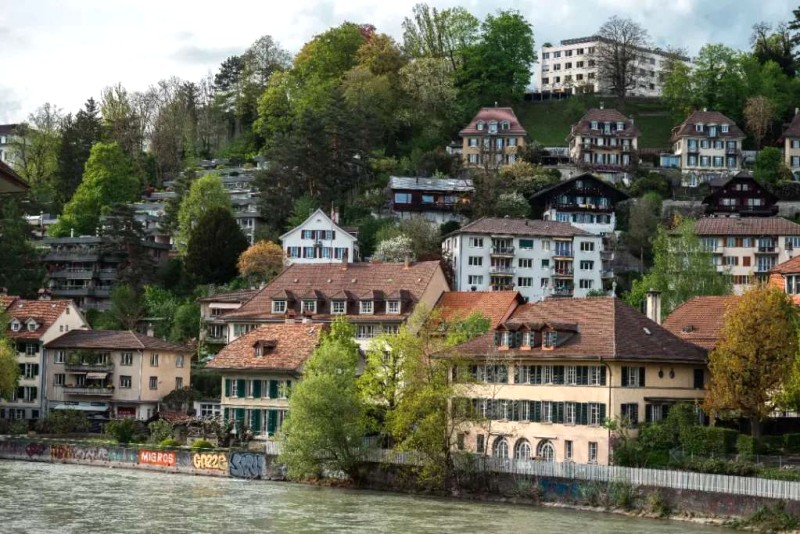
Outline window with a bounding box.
[468,256,483,266]
[120,376,132,389]
[579,279,593,289]
[722,256,738,267]
[565,440,573,460]
[589,403,602,425]
[514,277,531,287]
[591,120,598,130]
[394,192,412,204]
[518,258,532,269]
[588,366,604,385]
[421,194,434,204]
[331,300,346,314]
[493,438,509,459]
[721,124,729,133]
[468,275,484,285]
[27,321,37,332]
[10,320,20,332]
[272,300,286,314]
[519,239,533,250]
[121,352,133,366]
[622,366,645,387]
[387,300,401,314]
[357,324,375,339]
[302,300,317,314]
[359,300,374,314]
[542,331,557,349]
[54,351,65,364]
[694,368,705,389]
[54,374,65,386]
[476,434,485,454]
[580,241,595,252]
[176,355,184,368]
[621,403,639,425]
[565,402,576,424]
[25,344,38,356]
[469,237,484,248]
[175,377,184,390]
[150,354,159,367]
[588,441,598,463]
[22,363,37,379]
[149,376,158,390]
[579,260,594,270]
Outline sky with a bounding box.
[0,0,794,123]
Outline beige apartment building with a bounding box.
[442,296,707,465]
[567,107,639,183]
[45,330,192,420]
[671,110,745,186]
[782,110,800,178]
[459,107,527,168]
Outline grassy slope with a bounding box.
[513,96,676,151]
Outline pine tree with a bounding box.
[99,204,156,290]
[56,98,102,211]
[184,207,248,284]
[0,197,43,297]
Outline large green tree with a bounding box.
[11,103,63,211]
[624,193,663,271]
[99,204,156,290]
[0,338,20,401]
[706,285,799,439]
[401,4,480,70]
[56,98,102,210]
[176,173,231,254]
[0,197,43,297]
[49,142,140,237]
[280,318,367,480]
[184,207,248,285]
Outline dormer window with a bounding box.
[360,300,374,314]
[387,300,401,314]
[488,121,498,134]
[542,331,557,350]
[254,340,276,357]
[695,123,703,132]
[476,121,484,131]
[272,300,286,314]
[499,331,513,347]
[302,300,317,314]
[590,120,598,130]
[10,320,20,332]
[521,331,533,348]
[501,120,510,131]
[721,124,729,133]
[27,321,37,332]
[331,300,346,315]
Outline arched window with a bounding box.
[493,437,509,459]
[537,440,555,462]
[514,439,531,460]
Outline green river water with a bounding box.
[0,461,731,533]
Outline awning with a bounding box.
[52,403,109,412]
[86,372,108,379]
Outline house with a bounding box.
[694,217,800,293]
[198,288,260,348]
[529,173,630,235]
[442,217,608,302]
[434,291,523,330]
[459,107,527,168]
[670,110,745,187]
[280,208,359,265]
[567,107,640,183]
[662,296,740,350]
[41,236,169,311]
[387,176,474,225]
[220,260,449,348]
[0,160,27,194]
[44,330,192,420]
[0,124,20,168]
[206,323,324,438]
[769,255,800,305]
[439,296,708,465]
[781,110,800,179]
[702,172,778,217]
[0,299,88,422]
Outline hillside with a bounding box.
[513,96,676,150]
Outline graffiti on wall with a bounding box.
[24,443,48,458]
[108,448,138,463]
[138,449,176,467]
[51,444,75,460]
[192,452,229,471]
[229,451,265,479]
[0,440,49,459]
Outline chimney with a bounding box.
[599,101,604,110]
[645,289,662,325]
[795,107,799,116]
[403,256,411,269]
[340,248,349,270]
[146,322,155,337]
[494,101,498,107]
[703,107,707,112]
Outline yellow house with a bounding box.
[442,296,708,465]
[782,110,800,178]
[459,107,528,168]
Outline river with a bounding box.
[0,461,729,533]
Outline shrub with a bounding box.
[731,502,799,532]
[159,438,180,448]
[785,433,800,454]
[762,435,785,455]
[682,457,758,477]
[9,420,28,435]
[148,419,173,444]
[689,426,738,456]
[34,410,90,435]
[757,467,800,482]
[104,419,137,444]
[737,434,757,460]
[579,481,608,507]
[191,439,214,450]
[646,490,672,518]
[609,481,638,510]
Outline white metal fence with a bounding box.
[262,441,800,500]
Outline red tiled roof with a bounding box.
[693,217,800,236]
[783,113,800,139]
[662,296,741,350]
[451,217,593,238]
[671,111,745,142]
[772,255,800,275]
[435,291,522,329]
[441,297,707,363]
[5,299,74,340]
[197,289,259,303]
[222,261,443,321]
[206,323,323,372]
[459,107,527,136]
[569,108,640,139]
[45,330,192,352]
[0,295,19,311]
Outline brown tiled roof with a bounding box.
[5,300,74,340]
[206,323,323,372]
[45,330,192,352]
[435,291,522,329]
[0,160,29,193]
[693,217,800,236]
[569,108,640,139]
[783,113,800,139]
[223,261,443,320]
[459,107,527,136]
[528,173,630,206]
[772,255,800,275]
[0,295,19,311]
[451,217,593,238]
[671,110,745,142]
[197,289,259,303]
[662,296,740,350]
[442,297,707,363]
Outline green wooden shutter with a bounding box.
[286,380,292,398]
[252,379,262,398]
[599,367,607,386]
[269,380,279,399]
[599,403,606,423]
[639,367,646,387]
[494,331,501,345]
[645,404,653,423]
[224,407,230,422]
[513,365,520,384]
[267,410,278,436]
[621,367,629,387]
[250,409,262,433]
[34,364,39,376]
[532,401,542,422]
[237,379,246,398]
[235,408,245,424]
[553,366,564,384]
[31,387,37,400]
[555,402,565,423]
[579,403,588,425]
[225,379,231,397]
[514,331,522,347]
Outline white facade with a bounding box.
[443,232,605,302]
[0,126,19,167]
[542,208,617,235]
[280,209,359,265]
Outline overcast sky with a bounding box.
[0,0,793,123]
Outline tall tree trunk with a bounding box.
[750,415,762,441]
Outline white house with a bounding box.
[280,208,359,265]
[443,217,607,302]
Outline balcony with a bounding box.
[65,361,114,373]
[601,270,615,279]
[490,246,515,257]
[600,251,613,260]
[553,268,574,277]
[756,246,778,254]
[51,287,91,297]
[489,266,515,276]
[553,249,574,259]
[44,252,100,262]
[491,285,515,291]
[552,288,574,297]
[63,385,114,397]
[49,269,95,280]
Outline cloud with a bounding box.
[170,45,245,65]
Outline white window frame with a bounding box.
[150,354,159,367]
[331,300,346,314]
[387,300,401,314]
[588,442,598,463]
[360,300,374,315]
[176,355,184,368]
[54,351,65,364]
[302,300,317,314]
[272,300,287,314]
[120,375,132,389]
[149,376,158,390]
[121,352,133,366]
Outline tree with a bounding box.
[624,193,662,271]
[705,285,799,439]
[625,219,732,316]
[237,240,286,282]
[176,173,231,254]
[285,195,318,230]
[99,204,156,290]
[56,98,102,209]
[691,44,743,119]
[754,147,791,186]
[279,318,367,480]
[171,302,200,344]
[593,16,650,104]
[11,103,63,210]
[493,192,531,218]
[743,95,776,149]
[401,4,480,70]
[49,142,139,237]
[751,22,795,78]
[184,207,249,285]
[374,235,416,262]
[0,197,43,297]
[660,49,695,121]
[104,284,144,331]
[0,338,20,401]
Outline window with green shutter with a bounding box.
[267,410,278,436]
[237,379,246,398]
[251,409,262,433]
[225,379,231,397]
[286,380,292,398]
[269,380,279,399]
[235,408,245,424]
[252,379,262,398]
[531,400,542,422]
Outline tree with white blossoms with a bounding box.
[373,235,416,262]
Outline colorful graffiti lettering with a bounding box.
[72,447,109,461]
[25,443,47,458]
[229,452,265,479]
[108,448,138,463]
[192,452,228,471]
[138,449,176,467]
[51,444,75,460]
